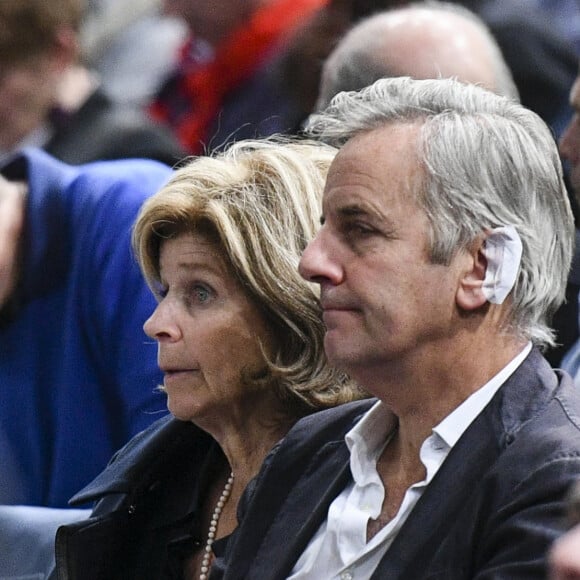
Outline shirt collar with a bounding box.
[346,401,396,486]
[434,342,532,448]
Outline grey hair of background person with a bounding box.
[307,76,574,348]
[316,0,520,111]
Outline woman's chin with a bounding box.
[167,397,202,423]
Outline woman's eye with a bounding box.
[192,285,212,303]
[156,285,168,300]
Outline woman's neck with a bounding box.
[183,411,296,580]
[219,416,294,493]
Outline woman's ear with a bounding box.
[456,239,488,311]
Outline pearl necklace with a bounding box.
[199,472,234,580]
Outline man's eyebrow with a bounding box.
[339,205,367,216]
[335,203,381,219]
[320,205,368,225]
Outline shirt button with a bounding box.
[340,571,354,580]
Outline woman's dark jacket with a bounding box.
[52,416,218,579]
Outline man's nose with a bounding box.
[299,231,343,286]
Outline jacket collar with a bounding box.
[70,416,210,505]
[226,399,374,580]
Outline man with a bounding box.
[215,77,580,579]
[0,148,172,506]
[316,1,519,111]
[0,0,185,165]
[315,0,576,365]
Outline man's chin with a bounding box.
[324,338,360,373]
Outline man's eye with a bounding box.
[348,222,375,236]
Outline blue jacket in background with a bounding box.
[0,148,173,507]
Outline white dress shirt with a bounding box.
[288,343,533,580]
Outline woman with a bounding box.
[54,138,364,579]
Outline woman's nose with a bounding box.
[143,301,182,342]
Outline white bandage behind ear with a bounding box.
[481,225,523,304]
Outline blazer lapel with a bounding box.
[232,440,351,580]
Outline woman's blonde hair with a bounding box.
[133,137,365,416]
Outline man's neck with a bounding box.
[367,337,529,540]
[362,332,528,454]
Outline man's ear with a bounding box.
[456,240,488,311]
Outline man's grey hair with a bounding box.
[316,0,519,111]
[307,76,574,348]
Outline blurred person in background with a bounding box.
[315,2,519,110]
[0,0,186,166]
[557,62,580,381]
[149,0,330,155]
[0,148,173,507]
[80,0,187,107]
[277,0,577,146]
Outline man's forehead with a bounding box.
[332,122,423,166]
[342,121,422,149]
[321,124,425,218]
[323,124,423,194]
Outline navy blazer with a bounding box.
[217,349,580,579]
